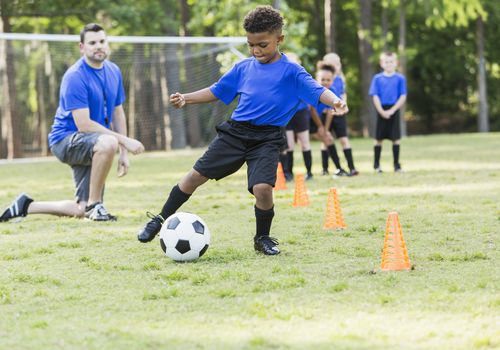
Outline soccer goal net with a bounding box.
[0,33,247,158]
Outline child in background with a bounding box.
[369,51,407,173]
[323,53,358,176]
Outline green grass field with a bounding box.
[1,133,499,350]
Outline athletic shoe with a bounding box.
[394,164,403,173]
[374,168,383,174]
[254,235,280,255]
[305,173,314,181]
[137,212,164,243]
[284,172,294,182]
[333,168,349,177]
[0,193,33,222]
[321,169,329,176]
[84,203,117,221]
[349,169,360,176]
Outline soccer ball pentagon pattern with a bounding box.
[159,212,210,262]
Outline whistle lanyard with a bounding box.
[91,65,109,127]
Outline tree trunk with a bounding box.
[159,49,171,151]
[324,0,336,53]
[180,0,202,148]
[398,0,407,137]
[381,1,388,51]
[36,49,48,156]
[1,13,22,158]
[476,15,489,132]
[272,0,281,10]
[357,0,375,137]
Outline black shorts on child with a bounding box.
[309,112,348,138]
[285,108,310,133]
[193,120,286,194]
[376,105,401,141]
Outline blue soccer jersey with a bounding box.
[369,72,407,105]
[331,75,345,97]
[48,57,126,147]
[210,54,325,126]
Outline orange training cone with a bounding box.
[322,188,347,230]
[380,212,411,271]
[275,162,287,191]
[292,173,309,207]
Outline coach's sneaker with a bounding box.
[137,212,164,243]
[0,193,33,222]
[333,168,349,178]
[85,202,117,222]
[254,235,280,255]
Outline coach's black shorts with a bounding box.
[286,108,310,132]
[376,105,401,141]
[193,120,286,194]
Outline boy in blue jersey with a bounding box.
[323,53,358,176]
[137,6,347,255]
[0,24,144,223]
[369,52,407,173]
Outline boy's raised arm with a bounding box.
[170,88,218,109]
[319,89,348,115]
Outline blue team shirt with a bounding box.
[210,54,325,126]
[48,57,126,147]
[368,72,407,106]
[315,76,345,115]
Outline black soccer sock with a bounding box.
[327,144,342,169]
[374,145,382,169]
[343,148,355,171]
[392,144,400,166]
[302,150,312,175]
[160,185,191,220]
[279,153,288,172]
[286,151,294,175]
[255,205,274,238]
[321,149,329,171]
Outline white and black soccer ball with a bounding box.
[159,212,210,262]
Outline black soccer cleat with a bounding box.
[394,163,403,173]
[0,193,33,222]
[84,203,117,222]
[254,235,280,255]
[374,167,383,174]
[305,172,314,181]
[137,212,164,243]
[321,169,329,176]
[349,169,359,176]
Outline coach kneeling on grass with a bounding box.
[0,23,144,223]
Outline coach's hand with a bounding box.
[122,138,145,155]
[170,92,186,108]
[117,153,130,177]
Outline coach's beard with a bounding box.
[90,50,108,63]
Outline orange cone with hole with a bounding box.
[322,188,347,230]
[380,212,411,271]
[292,173,309,207]
[274,162,287,191]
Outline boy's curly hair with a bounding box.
[243,6,284,34]
[316,61,336,74]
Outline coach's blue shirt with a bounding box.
[48,57,126,147]
[210,54,325,126]
[369,72,407,106]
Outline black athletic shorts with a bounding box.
[286,108,310,132]
[376,105,401,141]
[309,112,348,138]
[193,120,286,194]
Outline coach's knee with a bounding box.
[94,135,119,155]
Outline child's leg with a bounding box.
[285,130,295,178]
[297,130,312,177]
[252,183,279,255]
[392,139,401,171]
[326,140,342,170]
[374,140,383,170]
[340,137,356,172]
